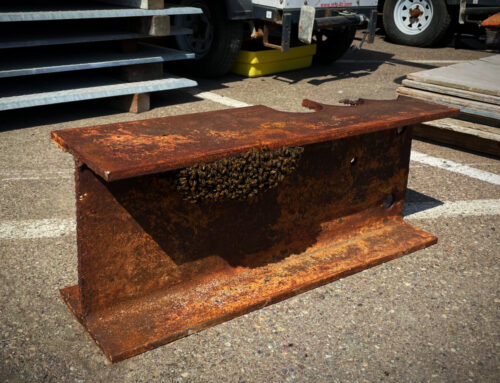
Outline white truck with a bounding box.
[380,0,500,47]
[173,0,378,76]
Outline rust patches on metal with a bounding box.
[482,12,500,28]
[54,98,457,363]
[409,6,424,18]
[51,96,457,182]
[339,98,365,106]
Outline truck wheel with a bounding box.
[383,0,451,47]
[312,26,356,65]
[175,0,243,77]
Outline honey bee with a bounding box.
[175,146,303,203]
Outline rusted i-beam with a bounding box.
[51,96,457,363]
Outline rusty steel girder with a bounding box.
[51,96,457,363]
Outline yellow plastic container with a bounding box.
[232,44,317,77]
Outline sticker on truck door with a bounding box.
[318,2,354,6]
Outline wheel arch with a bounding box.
[223,0,254,20]
[379,0,456,12]
[171,0,253,20]
[378,0,385,13]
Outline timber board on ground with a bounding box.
[414,118,500,156]
[401,79,500,106]
[407,55,500,97]
[397,86,500,121]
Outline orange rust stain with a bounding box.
[482,13,500,28]
[53,98,453,363]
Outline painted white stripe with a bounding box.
[0,218,75,239]
[0,170,73,182]
[337,60,468,64]
[188,90,253,108]
[1,176,73,181]
[404,199,500,220]
[411,151,500,185]
[1,199,499,239]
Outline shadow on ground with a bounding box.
[0,28,492,131]
[0,87,203,132]
[403,189,443,217]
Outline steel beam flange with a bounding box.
[52,96,458,363]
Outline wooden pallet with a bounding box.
[397,55,500,156]
[414,118,500,157]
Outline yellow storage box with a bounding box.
[232,44,317,77]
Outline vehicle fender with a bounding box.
[223,0,253,20]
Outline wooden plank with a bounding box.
[422,118,499,138]
[108,93,151,113]
[414,118,500,156]
[98,0,164,10]
[397,86,500,121]
[402,79,500,106]
[137,15,170,36]
[458,113,500,128]
[119,63,163,81]
[407,56,500,97]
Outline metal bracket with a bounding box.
[355,9,377,50]
[298,5,315,45]
[459,0,467,24]
[263,11,292,52]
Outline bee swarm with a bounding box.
[175,146,304,203]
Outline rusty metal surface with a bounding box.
[51,96,457,181]
[482,13,500,28]
[54,98,458,363]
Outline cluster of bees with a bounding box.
[175,146,304,203]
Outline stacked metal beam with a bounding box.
[0,1,201,112]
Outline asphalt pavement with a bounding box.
[1,33,499,382]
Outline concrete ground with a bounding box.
[1,34,499,382]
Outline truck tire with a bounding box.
[175,0,243,77]
[383,0,451,47]
[312,26,356,65]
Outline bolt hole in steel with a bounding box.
[394,0,433,35]
[384,194,395,209]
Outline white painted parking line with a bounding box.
[188,90,253,108]
[1,176,72,181]
[404,199,500,220]
[2,199,499,239]
[337,60,469,64]
[0,218,75,239]
[0,170,73,182]
[411,151,500,185]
